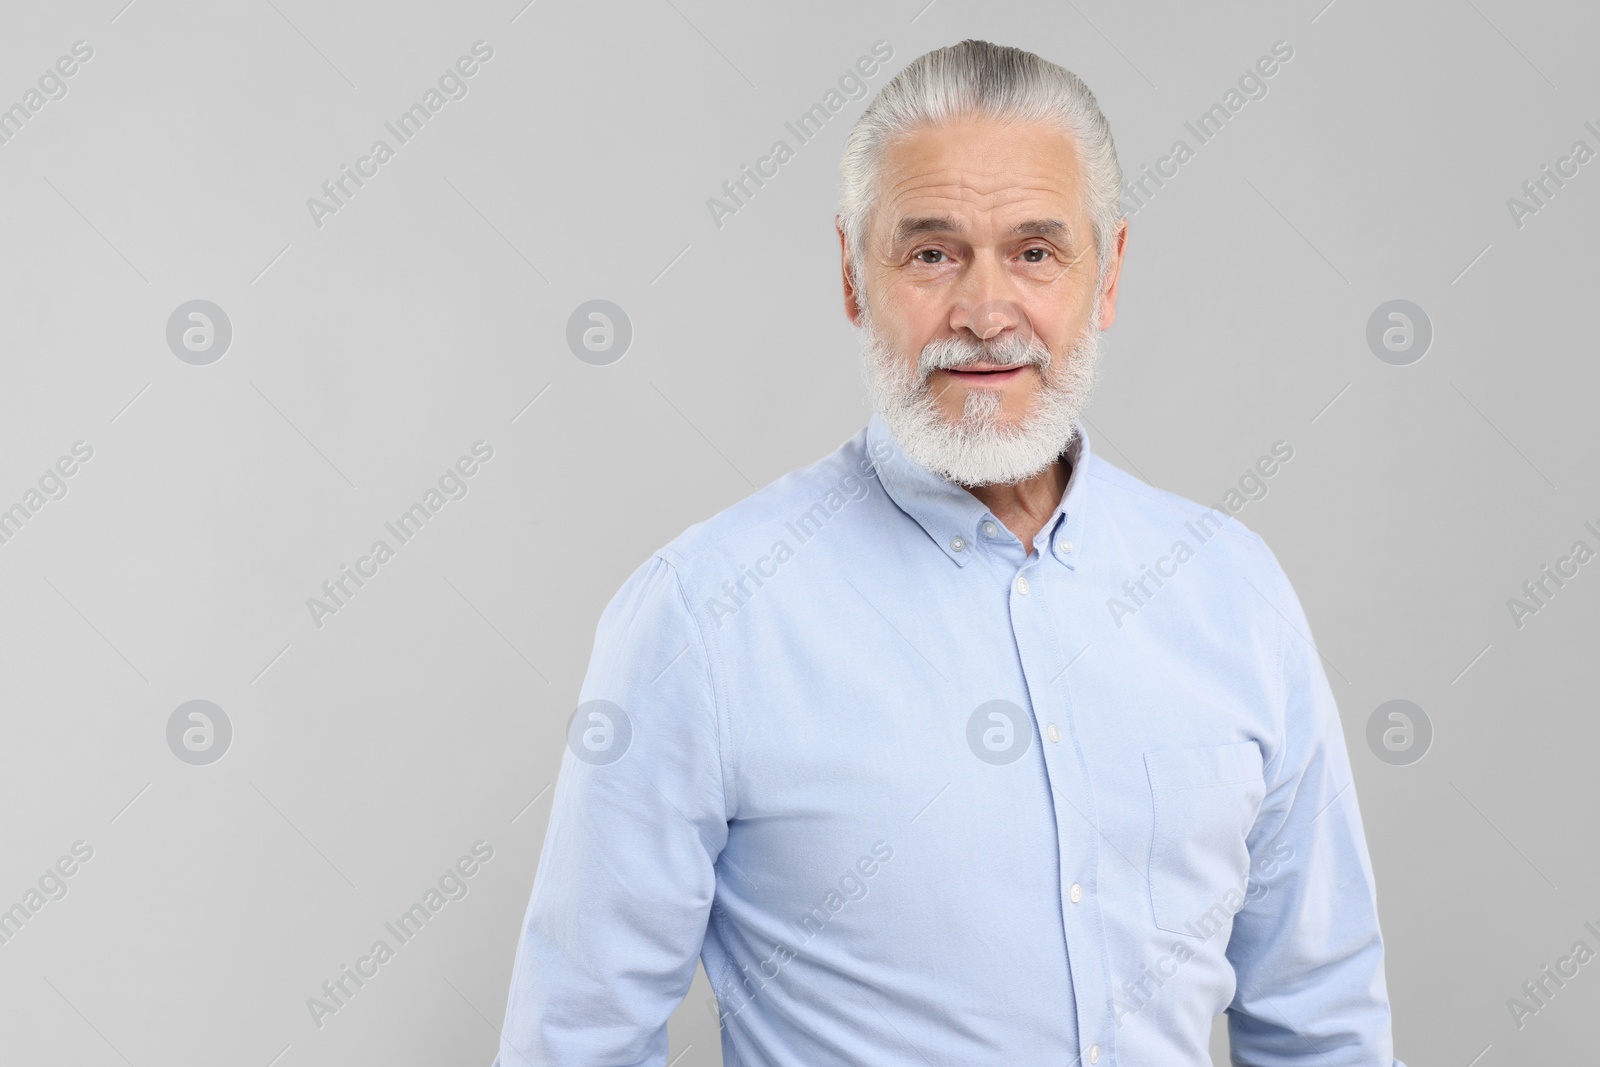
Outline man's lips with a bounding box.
[937,363,1032,383]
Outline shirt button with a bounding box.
[1046,723,1060,743]
[950,535,966,552]
[1088,1044,1100,1064]
[1015,576,1029,595]
[1069,882,1082,903]
[1058,539,1073,555]
[982,520,999,537]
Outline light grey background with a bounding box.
[1,0,1595,1063]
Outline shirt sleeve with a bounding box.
[495,553,729,1067]
[1223,544,1406,1066]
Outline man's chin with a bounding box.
[890,406,1074,486]
[931,406,1035,440]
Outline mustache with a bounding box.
[918,332,1052,376]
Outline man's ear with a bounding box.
[837,217,864,327]
[1095,218,1129,330]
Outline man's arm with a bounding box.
[495,554,728,1066]
[1224,546,1405,1066]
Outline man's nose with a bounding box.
[954,299,1029,348]
[949,257,1022,340]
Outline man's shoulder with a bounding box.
[1084,450,1282,580]
[650,424,878,576]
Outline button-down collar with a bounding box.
[866,408,1091,571]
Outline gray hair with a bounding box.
[838,39,1123,301]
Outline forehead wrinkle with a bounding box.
[878,181,1083,250]
[881,164,1076,205]
[880,167,1080,229]
[871,132,1089,254]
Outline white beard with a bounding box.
[859,308,1102,487]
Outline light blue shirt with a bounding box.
[496,411,1403,1066]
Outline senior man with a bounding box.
[496,39,1403,1067]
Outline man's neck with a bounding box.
[962,452,1071,555]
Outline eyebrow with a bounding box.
[891,216,1071,245]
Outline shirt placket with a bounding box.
[1005,517,1115,1067]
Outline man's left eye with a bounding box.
[1020,248,1049,263]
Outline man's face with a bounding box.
[841,117,1126,486]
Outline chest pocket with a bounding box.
[1143,741,1266,937]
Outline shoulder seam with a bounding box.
[662,554,733,822]
[1086,460,1268,549]
[659,434,874,567]
[1264,543,1293,790]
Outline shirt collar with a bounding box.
[866,409,1091,569]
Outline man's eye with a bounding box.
[1021,247,1050,263]
[914,249,947,264]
